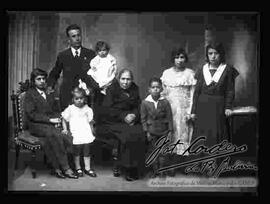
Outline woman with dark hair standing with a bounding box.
[160,48,196,165]
[189,42,239,155]
[96,68,146,181]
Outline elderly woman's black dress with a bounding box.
[95,81,146,179]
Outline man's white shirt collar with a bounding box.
[203,63,226,86]
[71,47,81,57]
[36,88,46,99]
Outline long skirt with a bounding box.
[192,94,228,148]
[96,122,146,174]
[188,94,229,174]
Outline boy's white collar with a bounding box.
[145,94,164,102]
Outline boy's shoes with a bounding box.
[75,169,84,177]
[84,169,97,177]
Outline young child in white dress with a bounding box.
[87,41,117,95]
[61,87,97,177]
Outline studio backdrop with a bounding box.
[8,11,259,121]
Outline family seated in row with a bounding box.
[24,41,239,181]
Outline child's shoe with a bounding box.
[75,169,84,177]
[84,169,97,177]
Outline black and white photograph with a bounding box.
[6,11,259,194]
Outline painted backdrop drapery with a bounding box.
[8,12,39,117]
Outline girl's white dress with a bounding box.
[61,104,95,145]
[160,67,197,155]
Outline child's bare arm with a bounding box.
[89,120,96,135]
[61,118,69,134]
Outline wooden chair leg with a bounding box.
[15,144,20,170]
[31,150,37,178]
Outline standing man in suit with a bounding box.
[47,24,99,111]
[24,68,78,179]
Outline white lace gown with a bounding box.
[160,67,196,155]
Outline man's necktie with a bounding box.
[40,91,46,100]
[75,50,79,58]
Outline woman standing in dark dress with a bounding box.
[189,42,239,161]
[96,69,146,181]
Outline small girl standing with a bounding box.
[87,41,117,96]
[61,87,97,177]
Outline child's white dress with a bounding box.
[61,104,95,145]
[87,53,117,94]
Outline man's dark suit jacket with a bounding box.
[24,87,61,136]
[47,47,98,110]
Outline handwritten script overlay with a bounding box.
[146,136,257,178]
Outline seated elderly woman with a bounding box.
[95,68,146,181]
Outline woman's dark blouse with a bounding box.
[191,65,239,114]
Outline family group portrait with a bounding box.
[6,11,259,194]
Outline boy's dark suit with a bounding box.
[140,97,173,136]
[140,96,173,175]
[24,87,70,170]
[47,47,99,110]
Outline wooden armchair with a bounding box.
[11,80,48,178]
[11,80,97,178]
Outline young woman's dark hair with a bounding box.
[205,42,226,63]
[171,48,188,63]
[30,68,48,87]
